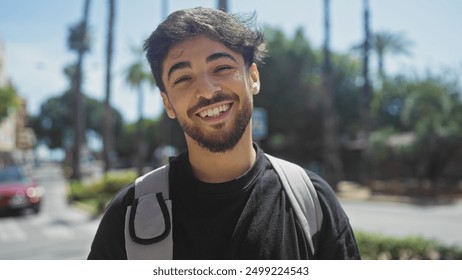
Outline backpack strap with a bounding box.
[265,154,323,256]
[124,164,173,259]
[124,155,324,259]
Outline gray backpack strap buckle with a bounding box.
[128,192,171,244]
[124,164,173,259]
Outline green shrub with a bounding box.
[68,170,137,214]
[355,231,462,259]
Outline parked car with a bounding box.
[0,166,43,215]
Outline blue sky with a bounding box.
[1,0,461,122]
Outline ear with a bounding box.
[249,63,260,95]
[161,92,177,119]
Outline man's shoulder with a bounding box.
[106,182,135,210]
[263,153,337,202]
[263,154,331,188]
[304,170,332,192]
[133,164,170,198]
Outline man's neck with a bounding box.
[186,132,256,183]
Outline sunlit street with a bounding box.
[341,199,462,248]
[0,163,98,259]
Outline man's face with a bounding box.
[160,36,260,153]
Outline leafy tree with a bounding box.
[30,94,71,149]
[402,73,462,184]
[30,92,123,151]
[330,54,362,137]
[256,27,320,164]
[370,71,462,188]
[125,45,156,175]
[372,31,413,79]
[372,75,410,131]
[257,26,362,175]
[125,46,156,118]
[0,85,20,122]
[115,118,163,167]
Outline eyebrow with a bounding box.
[206,52,238,64]
[167,52,238,82]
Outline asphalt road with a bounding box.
[0,163,99,260]
[340,199,462,248]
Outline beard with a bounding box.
[178,92,253,153]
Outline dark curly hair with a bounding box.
[144,7,267,93]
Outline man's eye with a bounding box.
[174,76,190,85]
[214,65,232,72]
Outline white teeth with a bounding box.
[198,104,230,118]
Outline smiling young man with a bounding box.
[160,35,260,183]
[87,7,360,260]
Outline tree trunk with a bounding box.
[103,0,116,172]
[321,0,343,189]
[360,0,373,184]
[136,88,145,176]
[218,0,228,12]
[161,0,168,19]
[72,0,91,180]
[378,52,385,81]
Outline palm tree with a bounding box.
[161,0,168,19]
[320,0,343,189]
[125,46,155,175]
[360,0,372,184]
[218,0,228,12]
[68,0,91,180]
[372,31,413,79]
[103,0,116,172]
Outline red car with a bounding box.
[0,166,42,215]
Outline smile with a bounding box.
[198,104,231,118]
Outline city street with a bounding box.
[1,163,461,259]
[0,163,99,259]
[341,198,462,248]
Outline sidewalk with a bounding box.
[336,181,462,205]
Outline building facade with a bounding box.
[0,38,36,166]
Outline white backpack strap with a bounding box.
[124,164,173,259]
[265,154,323,256]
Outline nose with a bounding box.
[195,73,221,99]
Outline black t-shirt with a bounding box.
[87,146,360,260]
